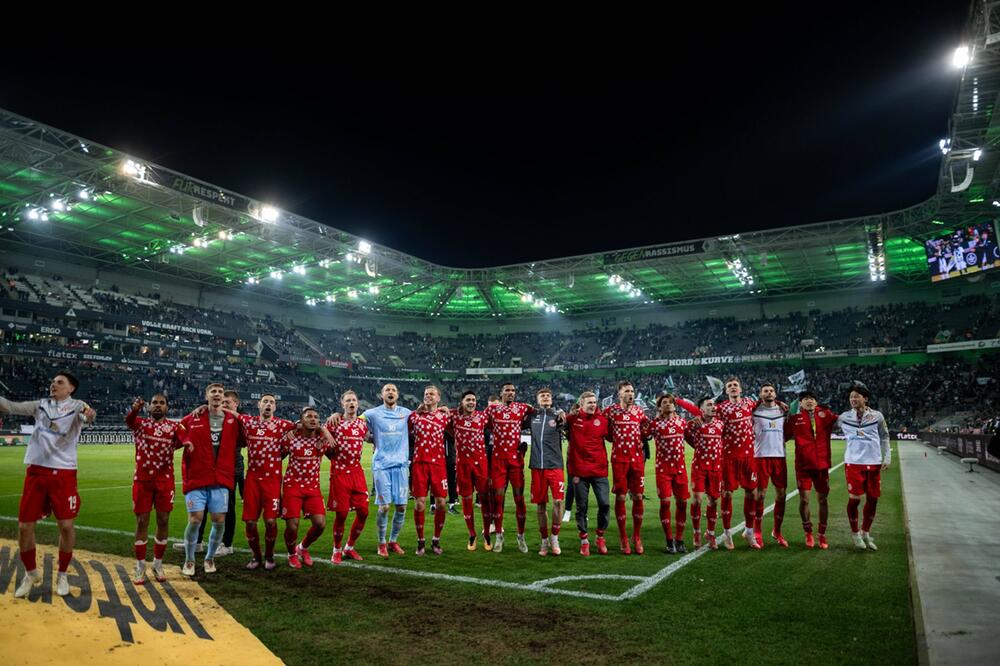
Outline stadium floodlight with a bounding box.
[77,188,91,200]
[358,240,372,254]
[521,293,533,303]
[953,45,970,69]
[51,199,67,212]
[325,293,336,302]
[319,259,331,268]
[27,208,40,221]
[369,285,380,295]
[345,252,355,263]
[293,265,306,275]
[973,148,983,161]
[122,159,148,181]
[305,298,317,306]
[40,212,49,222]
[260,205,280,223]
[939,138,951,155]
[246,276,258,285]
[270,270,283,280]
[348,289,358,299]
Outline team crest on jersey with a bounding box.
[594,419,601,426]
[548,419,557,427]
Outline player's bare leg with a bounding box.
[54,518,76,595]
[492,488,507,552]
[245,519,262,569]
[414,495,428,555]
[817,492,829,549]
[285,517,302,567]
[264,518,279,568]
[847,491,868,550]
[705,497,718,550]
[615,492,631,554]
[297,513,326,565]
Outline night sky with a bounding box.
[0,4,969,267]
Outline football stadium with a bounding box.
[2,5,999,665]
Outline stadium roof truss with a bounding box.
[0,2,997,320]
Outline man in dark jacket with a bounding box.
[527,388,566,555]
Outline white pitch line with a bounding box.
[0,480,183,499]
[616,460,847,600]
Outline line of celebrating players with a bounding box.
[1,371,892,595]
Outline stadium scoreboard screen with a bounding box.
[925,221,1000,282]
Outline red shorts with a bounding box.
[411,461,449,499]
[490,459,525,492]
[281,485,325,519]
[723,455,756,492]
[753,458,788,489]
[845,464,881,498]
[530,468,565,504]
[328,468,369,512]
[611,460,646,495]
[691,467,722,499]
[655,468,690,500]
[457,457,489,497]
[19,466,81,522]
[132,478,175,515]
[243,472,283,521]
[795,468,830,494]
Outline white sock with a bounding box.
[153,558,162,567]
[344,545,353,551]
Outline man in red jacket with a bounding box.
[179,383,241,576]
[784,390,837,549]
[566,391,610,556]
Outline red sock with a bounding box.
[632,500,644,539]
[433,505,446,539]
[721,495,733,529]
[348,506,368,547]
[493,493,505,533]
[462,497,476,536]
[774,496,785,534]
[659,501,672,539]
[615,498,628,541]
[707,505,717,533]
[551,519,560,536]
[579,531,589,541]
[861,498,878,532]
[690,503,701,533]
[20,547,36,572]
[153,539,167,561]
[265,522,278,560]
[285,525,298,554]
[514,494,527,535]
[540,522,549,539]
[58,549,72,573]
[302,523,324,549]
[480,496,491,537]
[743,495,755,528]
[134,540,148,561]
[755,498,765,532]
[803,520,813,534]
[818,521,827,535]
[414,507,426,540]
[596,529,606,539]
[333,513,348,550]
[847,498,860,532]
[246,523,262,561]
[675,501,687,540]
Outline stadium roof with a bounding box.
[0,3,996,320]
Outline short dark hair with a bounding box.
[56,371,79,394]
[849,384,871,400]
[760,382,776,391]
[301,406,319,416]
[798,390,817,400]
[698,394,714,409]
[151,392,169,403]
[259,392,276,401]
[460,390,477,401]
[656,392,674,408]
[616,380,633,392]
[724,376,741,386]
[501,382,515,390]
[536,387,552,397]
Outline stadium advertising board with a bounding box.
[634,352,800,368]
[927,338,1000,353]
[602,240,709,266]
[321,358,352,369]
[465,367,525,375]
[858,346,901,356]
[921,431,1000,472]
